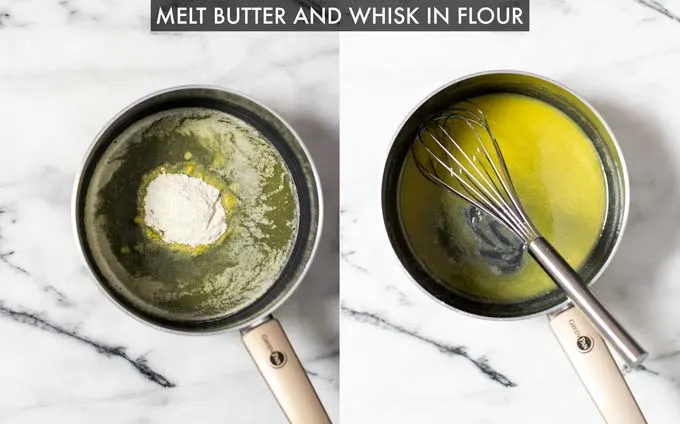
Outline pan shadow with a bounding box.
[273,111,339,369]
[590,99,680,379]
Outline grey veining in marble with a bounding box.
[0,1,338,422]
[340,0,680,422]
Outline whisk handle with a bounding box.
[528,237,648,367]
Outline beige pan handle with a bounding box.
[242,317,331,424]
[549,306,646,424]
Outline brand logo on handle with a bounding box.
[270,351,287,368]
[576,335,594,353]
[568,319,595,354]
[262,334,287,368]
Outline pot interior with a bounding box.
[382,72,627,319]
[75,88,320,332]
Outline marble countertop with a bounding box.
[0,1,338,423]
[340,0,680,423]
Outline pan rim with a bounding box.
[381,69,630,321]
[72,84,324,334]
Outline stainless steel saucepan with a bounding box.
[73,86,331,424]
[382,71,646,423]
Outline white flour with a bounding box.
[143,172,226,247]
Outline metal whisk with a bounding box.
[413,102,647,367]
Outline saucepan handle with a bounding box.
[530,237,647,366]
[549,306,646,424]
[242,316,331,424]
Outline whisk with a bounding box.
[413,102,647,366]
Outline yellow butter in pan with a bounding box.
[400,93,606,302]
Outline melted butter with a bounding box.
[399,93,607,302]
[85,108,298,320]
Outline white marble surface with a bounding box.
[0,2,338,423]
[340,1,680,422]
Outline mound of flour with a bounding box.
[143,172,226,247]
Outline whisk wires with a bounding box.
[413,102,539,243]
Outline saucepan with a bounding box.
[382,71,646,423]
[73,86,330,424]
